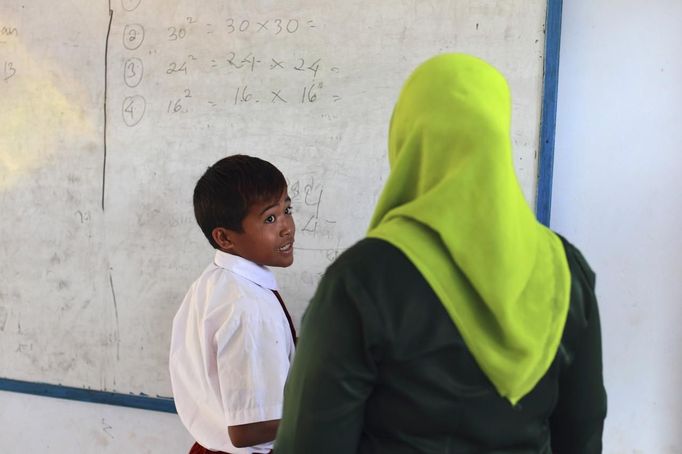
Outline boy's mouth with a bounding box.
[279,241,294,252]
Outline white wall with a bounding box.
[1,2,679,453]
[0,390,193,453]
[552,0,682,452]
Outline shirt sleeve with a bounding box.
[215,309,292,427]
[550,240,608,453]
[274,265,381,454]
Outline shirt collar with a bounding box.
[213,250,278,291]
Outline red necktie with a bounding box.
[272,290,297,345]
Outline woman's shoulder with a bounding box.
[332,237,405,267]
[555,233,596,290]
[554,233,600,346]
[325,238,414,284]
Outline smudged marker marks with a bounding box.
[16,343,32,353]
[0,306,8,331]
[120,0,142,12]
[109,272,120,361]
[0,25,19,37]
[102,2,114,211]
[2,61,16,81]
[102,418,114,438]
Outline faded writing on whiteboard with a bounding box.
[164,53,338,80]
[122,23,145,50]
[163,17,317,40]
[2,61,16,82]
[1,25,18,37]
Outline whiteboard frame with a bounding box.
[0,0,563,413]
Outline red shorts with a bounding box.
[189,442,230,454]
[189,442,273,454]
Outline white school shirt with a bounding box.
[169,250,295,453]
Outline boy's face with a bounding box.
[215,189,295,267]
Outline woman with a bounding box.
[275,54,606,453]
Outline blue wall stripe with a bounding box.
[0,378,176,414]
[0,0,563,413]
[536,0,563,226]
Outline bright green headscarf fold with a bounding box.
[367,54,570,404]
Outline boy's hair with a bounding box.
[193,154,287,249]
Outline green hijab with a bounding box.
[367,54,570,404]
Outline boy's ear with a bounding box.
[212,227,236,252]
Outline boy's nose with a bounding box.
[280,218,294,237]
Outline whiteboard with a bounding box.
[0,0,549,401]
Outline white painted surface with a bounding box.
[0,390,193,453]
[552,0,682,452]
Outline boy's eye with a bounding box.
[264,215,276,224]
[285,206,293,215]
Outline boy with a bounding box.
[170,154,297,454]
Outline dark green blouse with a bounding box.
[275,237,606,453]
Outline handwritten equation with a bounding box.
[165,53,338,79]
[168,16,317,38]
[121,16,316,49]
[117,2,338,127]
